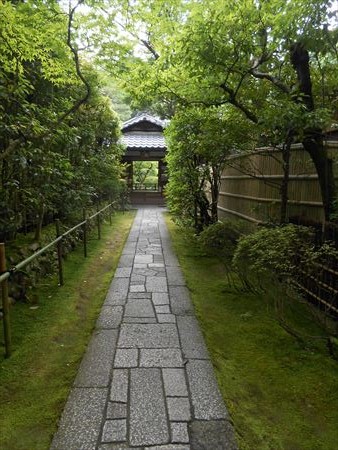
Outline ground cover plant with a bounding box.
[166,215,338,450]
[0,211,135,450]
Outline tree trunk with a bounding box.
[302,133,335,222]
[280,133,292,224]
[290,42,336,222]
[34,203,45,242]
[210,165,220,223]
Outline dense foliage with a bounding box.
[99,0,338,223]
[165,106,256,228]
[0,0,126,241]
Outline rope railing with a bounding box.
[0,201,117,358]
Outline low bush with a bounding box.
[198,220,244,262]
[232,224,316,284]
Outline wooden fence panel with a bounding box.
[218,142,338,224]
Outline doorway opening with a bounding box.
[133,161,159,191]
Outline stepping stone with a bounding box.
[130,368,169,446]
[118,324,180,348]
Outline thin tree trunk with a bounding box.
[34,203,45,242]
[280,132,292,224]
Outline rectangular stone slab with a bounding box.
[125,299,155,318]
[50,387,107,450]
[74,329,118,388]
[176,316,209,359]
[169,286,194,315]
[118,324,180,348]
[104,278,129,306]
[186,359,228,420]
[96,306,123,329]
[130,368,169,446]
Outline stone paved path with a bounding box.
[51,208,238,450]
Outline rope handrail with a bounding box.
[0,202,116,284]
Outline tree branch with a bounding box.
[250,66,291,94]
[219,82,259,123]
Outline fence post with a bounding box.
[0,243,11,358]
[55,220,64,286]
[97,203,101,240]
[83,209,87,257]
[109,201,112,226]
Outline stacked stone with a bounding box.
[51,209,237,450]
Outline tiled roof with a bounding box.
[121,132,166,149]
[122,114,168,130]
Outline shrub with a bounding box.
[232,224,316,284]
[198,221,244,263]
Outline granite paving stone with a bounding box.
[118,324,180,348]
[50,388,107,450]
[123,317,157,324]
[130,274,146,283]
[152,293,170,305]
[125,299,155,318]
[96,306,123,329]
[170,422,189,444]
[162,369,188,396]
[129,284,145,293]
[115,267,132,278]
[128,292,152,299]
[106,402,128,419]
[102,420,127,443]
[155,305,171,314]
[186,359,228,420]
[133,268,157,276]
[153,255,164,263]
[105,278,129,306]
[110,369,129,403]
[114,348,138,368]
[146,276,168,292]
[157,314,176,323]
[118,255,134,268]
[74,329,118,388]
[177,316,210,360]
[166,267,186,286]
[99,445,141,450]
[167,397,191,421]
[134,263,148,269]
[140,348,183,367]
[130,368,169,446]
[169,286,194,315]
[135,254,153,264]
[144,446,190,450]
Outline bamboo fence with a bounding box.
[217,141,338,316]
[218,141,338,224]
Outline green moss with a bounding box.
[166,217,338,450]
[0,211,135,450]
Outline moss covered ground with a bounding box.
[0,211,135,450]
[166,217,338,450]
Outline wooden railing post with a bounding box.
[83,209,87,257]
[0,243,11,358]
[55,220,64,286]
[97,203,101,240]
